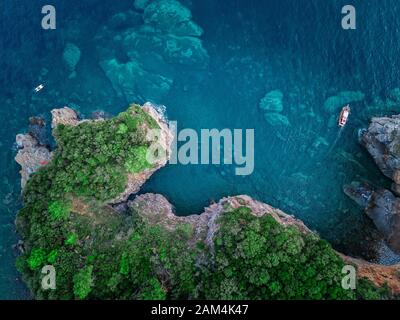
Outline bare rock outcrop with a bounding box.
[62,42,81,78]
[17,103,172,202]
[51,107,80,128]
[130,194,313,247]
[15,133,51,190]
[342,254,400,295]
[130,193,400,294]
[360,115,400,190]
[16,106,80,193]
[344,182,400,254]
[344,115,400,254]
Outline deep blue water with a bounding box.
[2,0,400,299]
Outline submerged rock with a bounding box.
[311,137,329,151]
[143,0,203,36]
[259,90,284,113]
[96,0,208,103]
[134,0,150,10]
[259,90,291,128]
[389,88,400,104]
[28,116,48,146]
[162,34,208,66]
[264,112,290,127]
[99,59,173,103]
[323,91,365,113]
[62,43,81,77]
[108,10,142,30]
[364,93,400,115]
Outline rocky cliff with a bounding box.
[15,115,52,191]
[15,102,172,203]
[361,115,400,190]
[15,105,400,298]
[131,193,400,296]
[113,103,173,203]
[344,115,400,254]
[129,194,312,248]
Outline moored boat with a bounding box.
[338,105,350,127]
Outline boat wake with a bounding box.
[326,105,350,157]
[326,128,344,157]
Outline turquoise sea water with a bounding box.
[2,0,400,299]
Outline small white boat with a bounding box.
[338,105,350,127]
[34,84,44,93]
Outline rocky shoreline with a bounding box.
[15,102,173,201]
[344,115,400,254]
[129,192,400,295]
[14,103,400,296]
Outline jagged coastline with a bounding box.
[345,115,400,254]
[14,104,400,299]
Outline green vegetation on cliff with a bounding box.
[16,105,165,299]
[16,106,390,300]
[199,207,388,300]
[23,104,156,203]
[17,199,197,299]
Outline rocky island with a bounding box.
[14,103,400,300]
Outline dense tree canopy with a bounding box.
[198,207,389,300]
